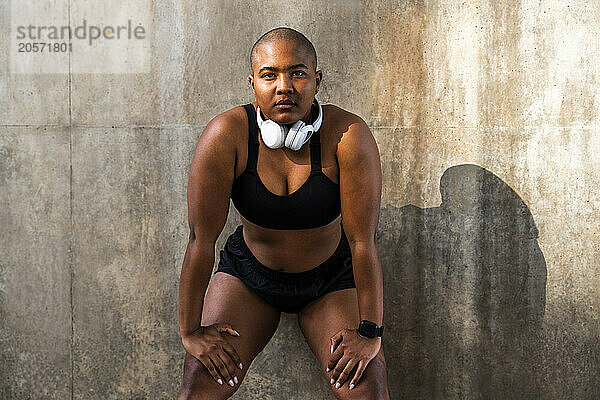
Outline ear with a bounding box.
[248,74,255,92]
[315,70,322,94]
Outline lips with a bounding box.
[276,99,295,105]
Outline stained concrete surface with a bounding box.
[1,0,599,399]
[0,128,71,399]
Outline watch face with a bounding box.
[360,321,377,337]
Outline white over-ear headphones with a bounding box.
[256,99,323,151]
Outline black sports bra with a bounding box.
[230,103,341,230]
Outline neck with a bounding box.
[300,100,317,125]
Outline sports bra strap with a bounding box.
[310,130,322,173]
[243,104,259,172]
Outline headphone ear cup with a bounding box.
[295,124,315,150]
[286,100,322,150]
[261,120,287,149]
[285,121,305,151]
[298,124,315,148]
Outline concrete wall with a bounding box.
[1,0,598,399]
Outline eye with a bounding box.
[261,73,275,79]
[292,71,306,77]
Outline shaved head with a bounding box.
[250,27,317,73]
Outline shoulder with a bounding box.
[322,104,376,159]
[322,103,365,127]
[194,105,249,154]
[203,105,248,140]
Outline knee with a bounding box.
[177,352,246,400]
[327,350,390,400]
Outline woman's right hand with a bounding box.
[182,323,244,386]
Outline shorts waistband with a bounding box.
[230,224,350,283]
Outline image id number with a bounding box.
[18,42,72,53]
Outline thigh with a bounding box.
[178,272,281,400]
[298,288,390,400]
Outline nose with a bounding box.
[276,73,293,94]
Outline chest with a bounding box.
[235,129,340,197]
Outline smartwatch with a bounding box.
[358,320,384,338]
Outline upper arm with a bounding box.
[187,112,239,245]
[337,116,382,244]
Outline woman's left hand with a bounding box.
[326,327,381,390]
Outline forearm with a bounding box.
[178,238,215,338]
[350,240,384,326]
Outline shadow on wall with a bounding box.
[377,164,547,400]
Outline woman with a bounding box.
[178,27,390,400]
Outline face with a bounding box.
[248,40,322,125]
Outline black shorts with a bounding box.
[215,224,356,314]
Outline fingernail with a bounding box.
[234,376,238,384]
[349,383,355,390]
[331,345,333,353]
[239,362,243,369]
[228,379,234,387]
[217,378,223,385]
[235,330,240,336]
[326,367,330,372]
[330,378,335,385]
[335,382,341,389]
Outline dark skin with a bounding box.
[178,38,389,399]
